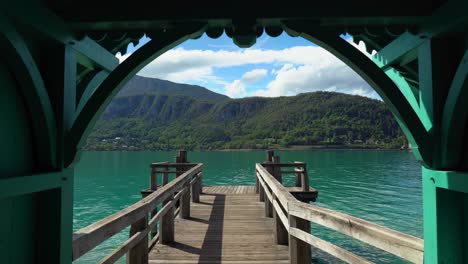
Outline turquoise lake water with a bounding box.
[73,150,422,263]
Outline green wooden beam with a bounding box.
[76,70,109,116]
[419,0,468,37]
[0,171,67,198]
[418,38,459,169]
[372,32,425,70]
[0,14,57,170]
[441,48,468,168]
[43,44,78,168]
[422,167,468,263]
[73,37,118,72]
[3,1,118,72]
[68,25,206,166]
[283,21,431,166]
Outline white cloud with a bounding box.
[223,68,268,98]
[116,41,379,99]
[225,80,246,98]
[241,69,268,83]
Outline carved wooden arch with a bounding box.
[282,22,431,166]
[0,15,57,170]
[69,21,435,167]
[68,24,206,166]
[441,49,468,168]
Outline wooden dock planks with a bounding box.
[149,186,289,264]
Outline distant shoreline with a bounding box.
[85,145,410,152]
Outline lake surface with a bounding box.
[73,150,422,263]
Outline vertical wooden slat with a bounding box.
[289,215,311,264]
[160,193,175,244]
[272,194,288,245]
[127,216,148,264]
[150,167,157,191]
[265,191,273,218]
[192,174,200,203]
[301,164,309,192]
[294,162,302,187]
[273,156,282,184]
[180,186,191,219]
[198,172,203,194]
[162,165,169,186]
[266,150,274,162]
[259,174,265,202]
[255,175,259,193]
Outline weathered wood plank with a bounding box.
[99,229,148,264]
[256,164,296,210]
[289,201,424,263]
[127,216,148,264]
[150,188,289,263]
[289,227,373,264]
[72,163,202,261]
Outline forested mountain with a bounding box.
[117,75,229,102]
[85,76,407,151]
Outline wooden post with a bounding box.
[127,216,148,264]
[148,167,158,238]
[265,193,273,218]
[160,193,175,244]
[273,194,288,245]
[301,164,309,192]
[150,167,157,191]
[192,174,200,203]
[180,186,191,219]
[273,156,282,184]
[289,215,311,264]
[162,165,169,186]
[259,180,265,202]
[255,176,259,193]
[175,150,188,177]
[266,150,274,162]
[294,162,302,188]
[198,172,203,194]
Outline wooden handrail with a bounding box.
[255,163,424,264]
[289,201,424,263]
[260,162,306,167]
[150,162,199,168]
[72,163,203,261]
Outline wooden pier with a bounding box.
[72,151,424,264]
[149,186,290,263]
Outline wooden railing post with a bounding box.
[272,194,288,245]
[180,186,191,219]
[272,156,282,183]
[160,193,175,244]
[255,175,259,193]
[162,165,169,186]
[127,216,148,264]
[294,162,302,188]
[265,191,273,218]
[289,215,311,264]
[198,172,203,194]
[301,164,309,192]
[266,150,274,162]
[259,177,265,202]
[192,174,200,203]
[150,167,157,191]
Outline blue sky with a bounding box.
[119,32,379,99]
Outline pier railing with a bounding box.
[72,162,203,263]
[255,163,424,264]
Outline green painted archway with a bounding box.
[0,0,467,263]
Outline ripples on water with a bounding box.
[73,150,422,263]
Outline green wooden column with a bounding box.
[419,36,468,263]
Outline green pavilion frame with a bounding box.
[0,0,467,263]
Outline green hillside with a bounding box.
[85,77,407,151]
